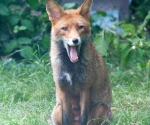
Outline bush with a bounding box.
[91,10,150,69]
[0,0,150,69]
[0,0,50,60]
[130,0,150,27]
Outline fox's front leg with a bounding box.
[61,91,72,125]
[80,89,90,125]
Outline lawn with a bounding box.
[0,59,150,125]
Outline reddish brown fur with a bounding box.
[46,0,112,125]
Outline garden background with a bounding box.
[0,0,150,124]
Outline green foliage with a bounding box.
[0,3,9,16]
[92,11,150,69]
[0,0,50,59]
[130,0,150,26]
[63,2,79,10]
[94,30,109,56]
[0,0,150,69]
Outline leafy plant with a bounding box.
[130,0,150,27]
[0,0,150,70]
[0,0,50,60]
[92,11,150,69]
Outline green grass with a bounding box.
[0,60,150,125]
[0,60,55,125]
[110,68,150,125]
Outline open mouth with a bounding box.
[67,45,79,63]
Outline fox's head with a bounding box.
[46,0,93,63]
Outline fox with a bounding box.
[46,0,112,125]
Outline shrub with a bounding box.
[92,10,150,69]
[0,0,50,60]
[0,0,150,69]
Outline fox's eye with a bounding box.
[78,25,84,30]
[61,27,68,31]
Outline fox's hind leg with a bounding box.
[88,104,112,125]
[51,104,62,125]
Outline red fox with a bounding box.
[46,0,112,125]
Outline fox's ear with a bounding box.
[46,0,64,21]
[77,0,93,19]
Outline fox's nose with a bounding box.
[72,38,78,44]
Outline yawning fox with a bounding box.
[46,0,112,124]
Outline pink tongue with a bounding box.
[69,46,78,63]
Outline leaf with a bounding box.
[63,3,78,10]
[13,25,19,33]
[120,44,136,68]
[94,32,108,56]
[0,3,9,16]
[131,38,139,44]
[9,15,19,26]
[136,48,145,61]
[91,13,103,22]
[145,40,150,48]
[9,5,21,15]
[17,37,32,45]
[120,43,130,51]
[125,50,135,68]
[40,34,50,48]
[20,46,34,59]
[28,0,40,9]
[21,19,34,32]
[5,40,17,53]
[120,47,131,67]
[18,26,27,31]
[121,24,136,37]
[113,37,119,49]
[97,10,106,16]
